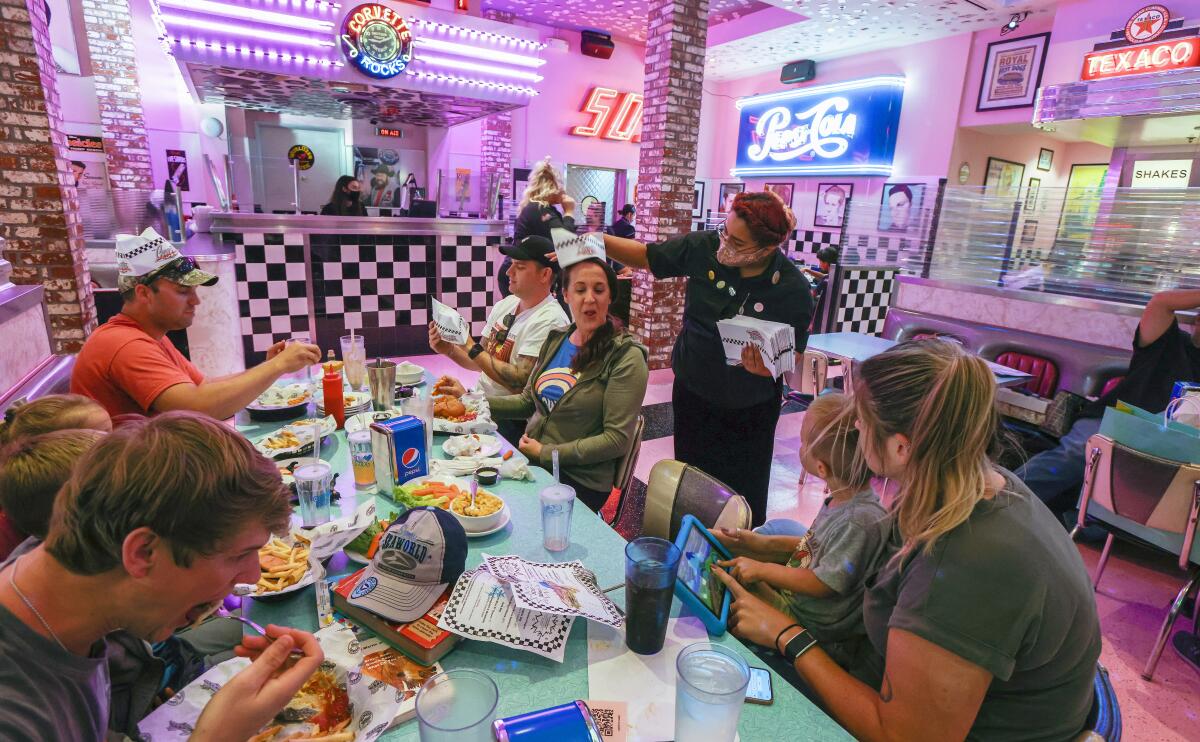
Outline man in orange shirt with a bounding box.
[72,228,320,419]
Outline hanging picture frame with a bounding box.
[692,181,705,217]
[1024,177,1041,210]
[1037,148,1054,171]
[985,157,1026,199]
[718,182,744,213]
[878,183,926,233]
[976,32,1050,112]
[764,182,794,208]
[814,183,853,228]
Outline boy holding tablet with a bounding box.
[715,395,888,668]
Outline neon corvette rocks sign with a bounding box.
[340,3,414,79]
[732,76,905,177]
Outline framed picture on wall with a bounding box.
[764,182,794,208]
[1037,148,1054,171]
[1057,164,1109,242]
[984,157,1026,199]
[692,181,705,217]
[1024,177,1041,210]
[718,182,744,213]
[976,32,1050,112]
[512,167,531,205]
[814,182,853,228]
[878,182,925,233]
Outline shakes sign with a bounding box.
[732,76,905,177]
[340,3,414,79]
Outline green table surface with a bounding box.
[236,409,850,741]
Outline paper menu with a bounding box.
[437,567,574,662]
[717,316,796,379]
[482,554,624,628]
[431,297,470,345]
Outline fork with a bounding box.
[223,613,307,657]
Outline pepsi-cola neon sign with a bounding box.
[569,87,643,143]
[340,3,414,79]
[732,76,905,177]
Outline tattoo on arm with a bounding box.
[489,355,537,393]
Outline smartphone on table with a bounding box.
[746,666,774,705]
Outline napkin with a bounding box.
[431,297,470,345]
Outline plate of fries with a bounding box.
[254,536,316,597]
[255,416,336,460]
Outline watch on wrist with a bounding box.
[781,628,819,664]
[468,343,485,359]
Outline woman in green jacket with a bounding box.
[452,255,648,511]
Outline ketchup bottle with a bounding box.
[323,350,345,430]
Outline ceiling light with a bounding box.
[1001,12,1029,36]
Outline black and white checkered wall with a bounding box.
[229,232,311,365]
[440,235,500,336]
[788,229,840,264]
[833,267,896,337]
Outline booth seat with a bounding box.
[883,308,1131,398]
[0,355,75,415]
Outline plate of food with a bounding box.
[448,487,510,536]
[442,433,502,459]
[392,475,471,511]
[138,623,406,742]
[342,510,401,564]
[431,393,493,434]
[247,383,311,422]
[253,535,316,597]
[255,416,336,460]
[316,390,372,415]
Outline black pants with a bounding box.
[672,381,781,528]
[497,418,528,450]
[561,471,610,513]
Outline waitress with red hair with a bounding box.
[602,191,811,526]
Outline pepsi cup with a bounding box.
[370,415,428,497]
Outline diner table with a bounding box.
[806,332,1032,389]
[234,398,852,741]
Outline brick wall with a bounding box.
[630,0,708,369]
[80,0,153,190]
[480,9,515,213]
[0,0,96,353]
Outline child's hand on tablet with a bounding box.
[717,556,768,586]
[713,527,764,557]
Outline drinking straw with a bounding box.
[552,449,560,484]
[311,422,321,469]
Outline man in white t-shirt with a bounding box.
[429,235,569,442]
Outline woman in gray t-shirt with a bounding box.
[715,340,1101,741]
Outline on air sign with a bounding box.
[1081,37,1200,80]
[731,76,905,177]
[340,3,414,79]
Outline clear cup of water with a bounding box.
[540,483,576,552]
[416,668,499,742]
[674,642,750,742]
[293,460,332,528]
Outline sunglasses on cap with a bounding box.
[138,256,200,285]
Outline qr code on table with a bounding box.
[585,701,626,741]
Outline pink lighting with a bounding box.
[157,0,335,31]
[415,37,545,67]
[407,18,544,50]
[159,14,336,47]
[413,53,543,82]
[169,35,342,66]
[404,68,537,96]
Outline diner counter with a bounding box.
[207,212,504,366]
[234,410,852,741]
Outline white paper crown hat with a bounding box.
[552,231,606,270]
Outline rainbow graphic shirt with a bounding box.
[535,338,580,412]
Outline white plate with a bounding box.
[442,433,502,459]
[464,506,511,538]
[344,548,370,565]
[397,475,472,510]
[432,394,495,434]
[247,382,312,410]
[315,390,372,410]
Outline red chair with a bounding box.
[995,351,1059,398]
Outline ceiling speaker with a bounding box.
[581,30,614,59]
[781,59,816,84]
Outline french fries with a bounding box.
[255,536,311,595]
[248,719,354,742]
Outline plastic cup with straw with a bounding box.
[293,422,332,527]
[540,448,576,552]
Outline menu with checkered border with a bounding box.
[437,567,573,662]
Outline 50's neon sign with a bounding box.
[569,87,643,142]
[732,76,905,177]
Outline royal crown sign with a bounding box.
[340,3,414,79]
[731,76,905,178]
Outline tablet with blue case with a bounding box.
[673,514,733,635]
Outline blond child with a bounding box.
[714,393,888,668]
[0,393,112,444]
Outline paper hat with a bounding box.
[115,227,217,290]
[553,231,606,270]
[348,507,467,623]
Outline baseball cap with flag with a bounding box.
[348,507,467,623]
[115,227,218,292]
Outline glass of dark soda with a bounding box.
[624,537,681,655]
